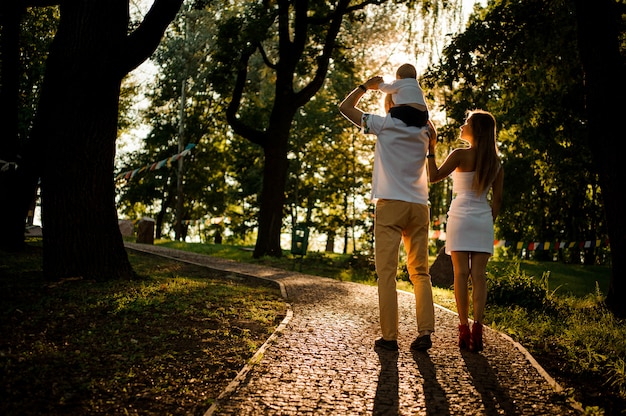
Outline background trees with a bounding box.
[0,5,58,250]
[208,0,361,258]
[5,0,623,315]
[119,0,458,254]
[424,0,601,258]
[423,0,623,315]
[206,0,460,258]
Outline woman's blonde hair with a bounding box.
[466,110,501,194]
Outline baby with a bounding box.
[378,63,429,128]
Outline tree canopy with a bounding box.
[4,0,625,316]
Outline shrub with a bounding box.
[487,260,551,310]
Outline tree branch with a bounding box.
[307,0,388,24]
[290,0,309,61]
[277,0,292,58]
[256,41,277,70]
[119,0,184,75]
[294,0,350,107]
[226,47,268,147]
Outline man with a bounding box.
[339,75,435,351]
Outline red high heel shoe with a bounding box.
[470,322,483,352]
[458,324,471,350]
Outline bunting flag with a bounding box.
[0,159,18,172]
[115,143,196,182]
[180,217,224,226]
[429,231,610,250]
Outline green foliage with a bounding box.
[116,4,264,240]
[489,258,611,297]
[488,292,626,412]
[17,7,59,142]
[487,260,551,310]
[286,75,375,254]
[423,0,608,261]
[480,259,626,411]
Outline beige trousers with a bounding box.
[375,199,435,341]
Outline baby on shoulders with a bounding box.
[378,63,429,128]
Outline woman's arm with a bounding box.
[427,151,461,183]
[491,167,504,219]
[426,125,461,183]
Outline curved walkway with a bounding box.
[125,243,580,415]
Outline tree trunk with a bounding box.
[574,0,626,317]
[10,0,182,280]
[0,5,28,251]
[325,230,336,253]
[253,137,289,258]
[25,1,133,280]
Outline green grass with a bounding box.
[0,240,286,415]
[157,240,613,298]
[156,240,379,283]
[488,259,611,297]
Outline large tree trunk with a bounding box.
[27,1,133,280]
[253,130,290,258]
[19,0,182,280]
[574,0,626,317]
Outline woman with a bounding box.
[427,110,504,352]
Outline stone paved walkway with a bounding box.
[125,243,580,416]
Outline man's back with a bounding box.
[362,113,429,204]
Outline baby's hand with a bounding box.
[365,76,383,90]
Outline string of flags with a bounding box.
[115,143,196,181]
[429,230,609,250]
[119,217,223,226]
[181,217,224,226]
[0,159,18,172]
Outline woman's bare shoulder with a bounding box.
[454,147,476,171]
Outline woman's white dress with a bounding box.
[445,171,494,255]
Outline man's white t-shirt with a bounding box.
[361,112,429,205]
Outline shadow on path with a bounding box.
[461,350,516,415]
[412,351,451,415]
[373,349,399,415]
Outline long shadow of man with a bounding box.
[373,349,399,415]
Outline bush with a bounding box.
[487,260,551,310]
[326,251,375,271]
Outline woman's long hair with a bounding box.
[467,110,501,195]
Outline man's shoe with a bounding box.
[374,338,399,351]
[410,334,432,351]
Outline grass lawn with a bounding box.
[488,259,611,297]
[0,241,286,415]
[157,239,613,298]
